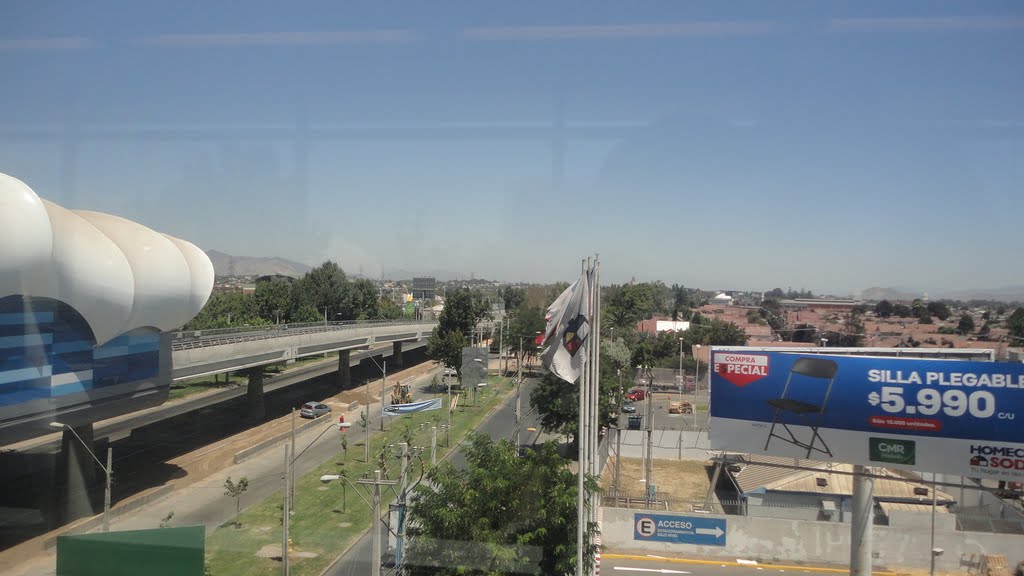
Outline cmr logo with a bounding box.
[869,437,916,465]
[713,353,769,387]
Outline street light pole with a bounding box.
[678,338,684,405]
[515,338,523,452]
[694,344,702,431]
[50,422,112,532]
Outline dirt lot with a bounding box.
[602,456,711,501]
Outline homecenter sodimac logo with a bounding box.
[969,445,1024,471]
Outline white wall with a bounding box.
[602,506,1024,571]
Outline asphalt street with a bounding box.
[323,378,543,576]
[601,554,836,576]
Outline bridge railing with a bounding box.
[170,319,437,351]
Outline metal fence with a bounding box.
[169,319,436,351]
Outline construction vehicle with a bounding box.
[391,380,413,405]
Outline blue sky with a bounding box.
[1,1,1022,295]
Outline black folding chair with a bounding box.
[763,357,838,458]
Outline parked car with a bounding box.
[621,400,637,414]
[625,389,648,402]
[300,402,331,419]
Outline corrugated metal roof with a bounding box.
[732,455,954,502]
[880,501,949,514]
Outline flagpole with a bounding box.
[584,257,594,576]
[576,259,587,576]
[591,259,601,550]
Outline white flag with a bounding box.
[540,272,590,383]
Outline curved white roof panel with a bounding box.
[0,172,213,345]
[0,173,53,298]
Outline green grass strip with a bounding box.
[205,375,513,576]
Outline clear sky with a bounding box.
[1,1,1022,295]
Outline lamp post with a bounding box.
[694,344,702,430]
[515,332,541,454]
[678,338,684,405]
[50,422,112,532]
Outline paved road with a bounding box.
[324,378,543,576]
[6,365,441,576]
[602,553,842,575]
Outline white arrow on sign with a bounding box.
[695,526,724,538]
[613,567,690,574]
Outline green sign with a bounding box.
[869,437,916,465]
[57,526,205,576]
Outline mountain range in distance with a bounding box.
[206,250,312,278]
[205,251,466,281]
[204,251,1023,302]
[857,286,1024,304]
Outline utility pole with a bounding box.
[515,338,523,452]
[290,408,296,511]
[645,367,654,505]
[365,372,371,463]
[103,446,112,533]
[282,445,290,576]
[380,360,387,431]
[499,319,504,376]
[615,369,622,502]
[431,426,437,466]
[396,443,409,572]
[358,470,398,576]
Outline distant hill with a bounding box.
[206,250,311,278]
[858,285,1024,304]
[857,287,920,302]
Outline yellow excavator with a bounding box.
[390,380,413,405]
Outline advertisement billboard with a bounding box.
[709,348,1024,480]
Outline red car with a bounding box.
[625,389,648,402]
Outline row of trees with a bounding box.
[183,261,404,330]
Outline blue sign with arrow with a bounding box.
[633,513,726,546]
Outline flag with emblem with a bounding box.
[539,271,591,383]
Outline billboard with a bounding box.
[709,348,1024,480]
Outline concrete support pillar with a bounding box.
[338,349,352,388]
[246,367,265,422]
[59,424,98,523]
[392,341,404,368]
[850,465,874,576]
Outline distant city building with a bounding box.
[412,277,437,300]
[711,293,734,306]
[780,298,861,312]
[637,318,691,335]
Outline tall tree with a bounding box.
[407,435,597,575]
[874,300,894,318]
[253,278,292,323]
[499,286,526,314]
[427,287,491,374]
[301,261,349,320]
[182,292,266,330]
[1007,307,1024,342]
[927,301,952,321]
[341,278,380,320]
[957,313,976,335]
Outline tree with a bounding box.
[300,261,349,320]
[254,278,293,323]
[407,435,598,576]
[499,286,526,314]
[892,303,913,318]
[927,301,952,321]
[426,329,467,376]
[378,297,404,320]
[340,433,348,462]
[874,300,894,318]
[1008,307,1024,342]
[223,476,249,527]
[957,313,976,335]
[503,305,545,361]
[758,298,786,332]
[183,292,267,330]
[427,287,490,374]
[340,278,380,320]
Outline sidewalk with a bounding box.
[6,361,441,576]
